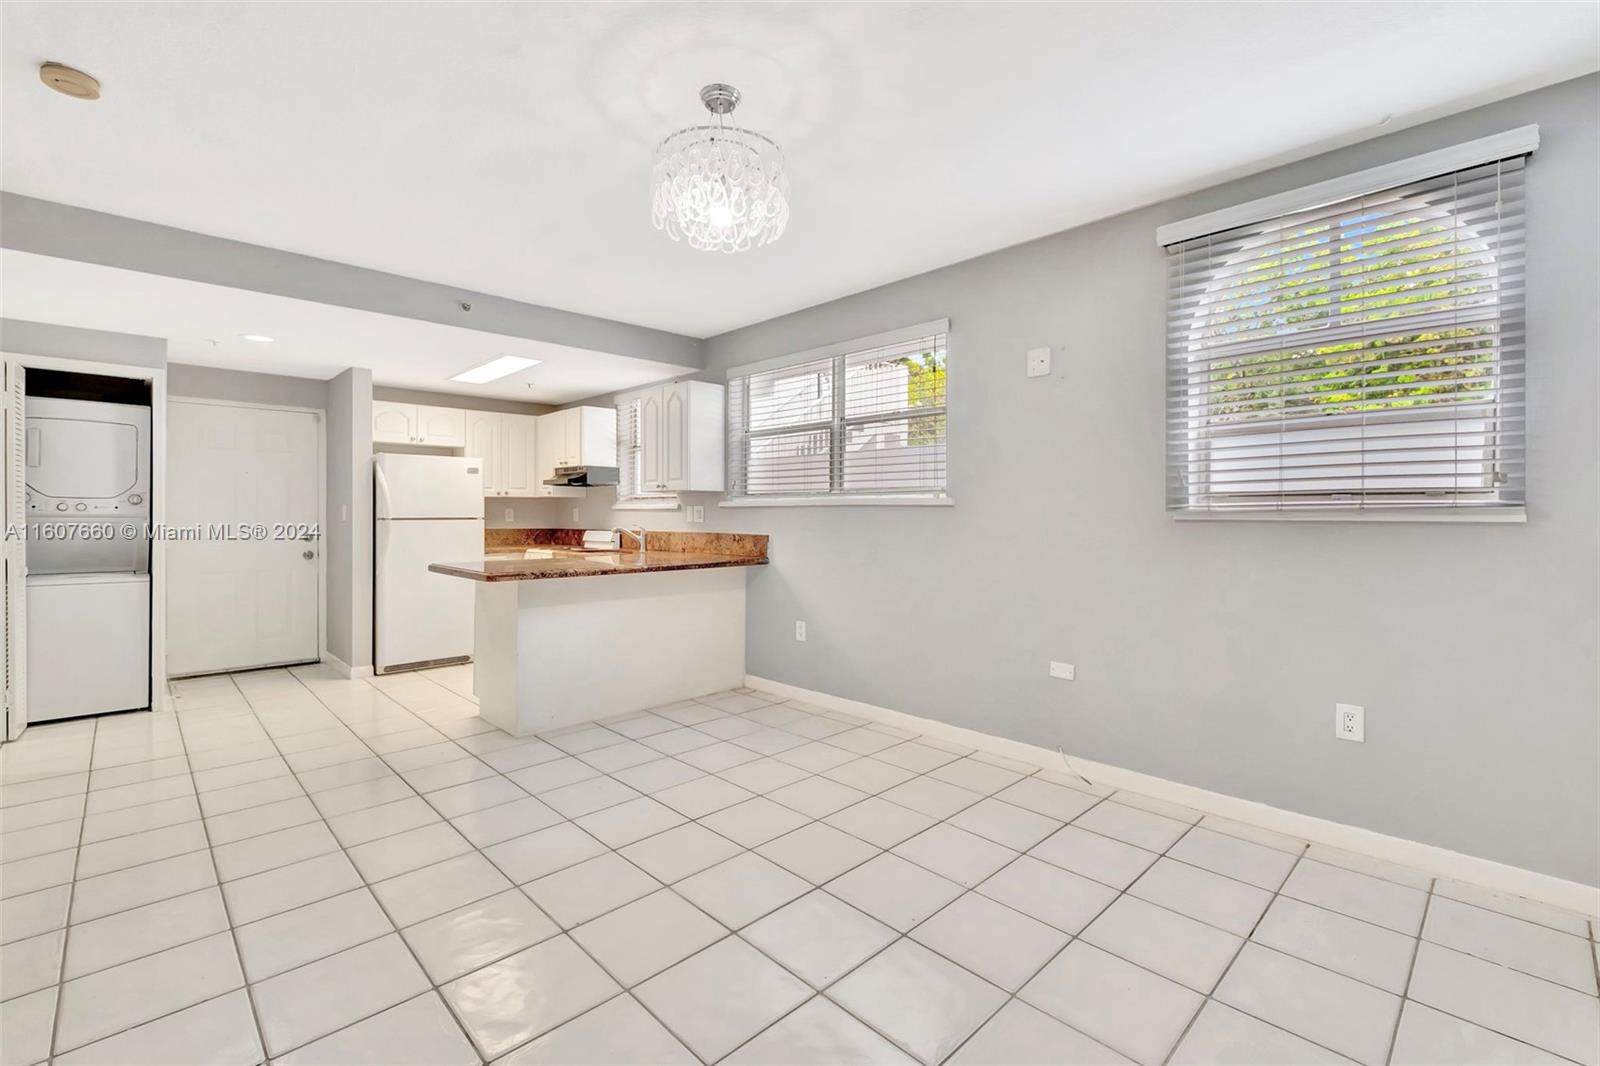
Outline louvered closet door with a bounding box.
[4,362,26,738]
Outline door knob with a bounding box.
[302,550,315,560]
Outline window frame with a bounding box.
[722,319,951,507]
[1161,131,1533,523]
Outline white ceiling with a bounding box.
[2,3,1597,340]
[0,251,691,403]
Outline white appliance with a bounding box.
[374,453,485,673]
[25,397,152,574]
[27,573,150,720]
[23,395,153,721]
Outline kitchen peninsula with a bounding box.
[429,530,768,735]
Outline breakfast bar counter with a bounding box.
[429,530,767,736]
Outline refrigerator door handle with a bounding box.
[374,460,392,520]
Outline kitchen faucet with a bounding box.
[613,525,645,550]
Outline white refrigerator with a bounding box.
[374,453,485,673]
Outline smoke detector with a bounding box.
[40,62,100,100]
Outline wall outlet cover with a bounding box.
[1049,661,1075,681]
[689,505,705,523]
[503,507,514,522]
[1336,703,1365,743]
[1027,347,1052,378]
[795,620,807,642]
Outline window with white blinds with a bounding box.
[616,397,673,503]
[726,321,949,502]
[1165,151,1527,515]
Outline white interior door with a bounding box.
[167,401,321,676]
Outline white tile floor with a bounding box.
[2,664,1597,1065]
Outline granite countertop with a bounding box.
[429,547,767,582]
[429,529,770,582]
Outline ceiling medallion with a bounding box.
[651,83,790,254]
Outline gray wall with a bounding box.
[325,368,374,670]
[169,363,328,410]
[569,75,1600,886]
[2,195,702,369]
[373,385,554,417]
[0,318,166,368]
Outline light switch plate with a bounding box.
[1027,347,1052,378]
[689,505,705,523]
[1049,661,1075,681]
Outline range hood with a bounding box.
[544,464,619,488]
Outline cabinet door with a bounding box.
[415,405,466,447]
[535,413,579,497]
[638,389,664,493]
[372,401,417,444]
[663,383,688,491]
[465,411,501,495]
[561,409,581,467]
[500,415,538,496]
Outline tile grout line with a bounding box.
[1157,841,1313,1066]
[1384,876,1436,1066]
[153,672,274,1066]
[41,714,92,1065]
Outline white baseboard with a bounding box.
[748,674,1600,920]
[320,650,374,681]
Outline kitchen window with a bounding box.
[615,396,676,507]
[724,319,949,505]
[1162,128,1532,518]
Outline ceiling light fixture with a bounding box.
[39,62,100,100]
[450,356,540,384]
[651,83,790,254]
[241,334,275,343]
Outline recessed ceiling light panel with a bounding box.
[450,355,540,384]
[241,334,275,343]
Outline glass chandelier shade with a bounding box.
[651,84,790,254]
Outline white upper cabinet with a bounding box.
[540,406,617,469]
[534,412,580,498]
[464,410,501,495]
[373,401,465,446]
[375,401,615,498]
[635,381,724,494]
[534,407,614,495]
[372,401,418,445]
[499,414,539,497]
[414,405,466,447]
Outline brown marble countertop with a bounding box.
[429,547,767,582]
[430,529,769,582]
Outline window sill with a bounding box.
[613,500,681,512]
[720,495,953,508]
[1171,508,1526,524]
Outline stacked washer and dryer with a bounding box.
[25,390,152,721]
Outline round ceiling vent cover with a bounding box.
[39,62,101,100]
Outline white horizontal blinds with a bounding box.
[728,328,948,498]
[1166,156,1526,512]
[616,397,669,501]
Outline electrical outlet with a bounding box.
[689,505,705,523]
[503,507,514,522]
[572,507,581,523]
[1027,346,1052,378]
[795,621,807,642]
[1336,703,1365,743]
[1049,661,1075,681]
